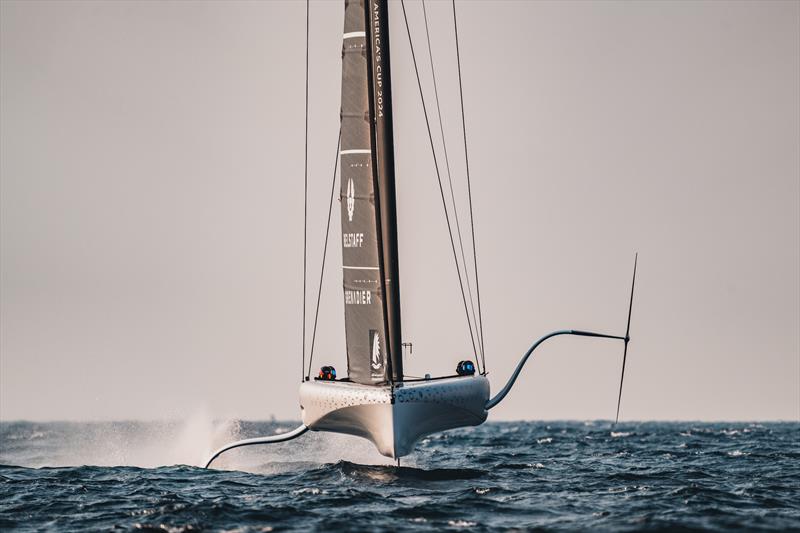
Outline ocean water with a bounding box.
[0,420,798,531]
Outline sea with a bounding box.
[0,420,798,531]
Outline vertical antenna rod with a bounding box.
[615,253,638,424]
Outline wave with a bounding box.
[1,421,798,531]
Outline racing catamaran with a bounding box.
[205,0,636,468]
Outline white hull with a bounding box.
[299,375,489,458]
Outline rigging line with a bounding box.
[421,0,483,365]
[307,128,342,380]
[301,0,310,383]
[400,0,481,373]
[452,0,486,372]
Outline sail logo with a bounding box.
[343,232,364,248]
[370,329,383,373]
[346,178,355,222]
[372,1,384,118]
[344,289,371,305]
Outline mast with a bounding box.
[339,0,401,385]
[364,0,402,382]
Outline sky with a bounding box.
[1,0,798,422]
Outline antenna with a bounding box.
[615,253,638,424]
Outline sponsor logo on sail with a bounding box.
[370,329,382,373]
[372,1,384,118]
[344,289,372,305]
[346,178,355,222]
[343,232,364,248]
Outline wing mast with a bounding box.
[340,0,402,384]
[365,0,403,382]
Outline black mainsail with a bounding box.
[205,0,635,468]
[340,0,402,385]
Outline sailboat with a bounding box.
[205,0,636,468]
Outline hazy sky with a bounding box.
[1,0,798,422]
